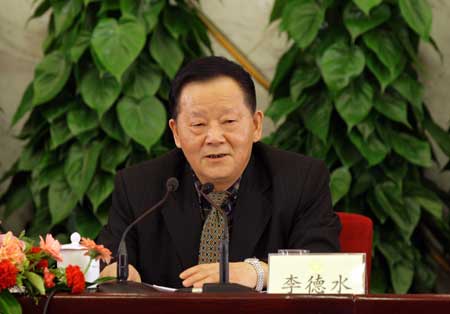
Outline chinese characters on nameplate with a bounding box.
[267,253,366,294]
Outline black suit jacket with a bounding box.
[98,142,341,287]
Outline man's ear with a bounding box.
[169,119,181,148]
[252,110,264,142]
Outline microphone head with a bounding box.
[201,183,214,194]
[166,177,179,192]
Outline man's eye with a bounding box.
[192,123,205,127]
[225,120,236,124]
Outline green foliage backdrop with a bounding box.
[0,0,209,241]
[266,0,450,293]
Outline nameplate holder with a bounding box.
[267,253,366,294]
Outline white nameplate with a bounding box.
[267,253,366,294]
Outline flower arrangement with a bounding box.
[0,231,112,314]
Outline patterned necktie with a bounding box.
[198,192,228,264]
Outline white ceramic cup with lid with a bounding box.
[57,232,100,285]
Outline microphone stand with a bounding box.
[198,185,254,293]
[98,178,179,293]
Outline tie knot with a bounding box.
[208,191,229,208]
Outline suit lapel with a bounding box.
[230,155,272,261]
[161,163,202,269]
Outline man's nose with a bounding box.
[205,124,225,144]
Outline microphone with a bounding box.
[98,177,179,293]
[197,183,253,293]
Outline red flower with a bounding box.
[65,265,85,294]
[36,259,49,270]
[43,267,55,288]
[30,247,42,254]
[0,260,18,291]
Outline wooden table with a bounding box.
[18,292,450,314]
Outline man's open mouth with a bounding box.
[206,154,227,159]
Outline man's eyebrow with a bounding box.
[188,110,206,117]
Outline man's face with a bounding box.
[169,76,263,191]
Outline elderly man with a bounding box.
[98,56,341,290]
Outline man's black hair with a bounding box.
[168,56,256,118]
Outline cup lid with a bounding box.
[61,232,86,250]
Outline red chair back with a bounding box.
[337,212,373,290]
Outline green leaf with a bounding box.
[375,182,420,241]
[87,172,114,212]
[270,45,299,93]
[142,0,165,32]
[67,106,98,136]
[305,133,331,160]
[18,144,43,171]
[117,96,167,150]
[33,164,64,191]
[69,29,91,63]
[374,93,411,128]
[265,97,304,124]
[32,51,72,106]
[344,3,390,41]
[413,256,437,292]
[356,115,375,140]
[352,0,382,15]
[424,115,450,157]
[91,18,146,81]
[98,0,120,15]
[50,119,73,149]
[28,0,51,21]
[332,135,362,168]
[100,140,132,173]
[41,100,75,123]
[48,177,78,225]
[53,0,82,36]
[330,167,352,206]
[405,182,443,219]
[25,272,45,295]
[90,45,108,74]
[80,67,121,117]
[399,0,432,40]
[163,7,189,39]
[4,183,32,219]
[378,239,415,293]
[64,141,103,200]
[363,29,405,79]
[100,108,129,144]
[280,0,325,49]
[352,171,372,197]
[0,289,22,314]
[123,57,162,99]
[120,0,139,16]
[301,94,333,142]
[391,73,424,119]
[349,131,389,166]
[270,0,288,22]
[73,206,103,239]
[289,64,321,101]
[390,132,432,167]
[335,80,374,130]
[403,197,422,239]
[318,41,365,91]
[150,25,184,79]
[394,23,419,64]
[381,157,408,185]
[12,83,33,126]
[364,48,396,91]
[368,191,388,223]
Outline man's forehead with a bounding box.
[186,106,239,117]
